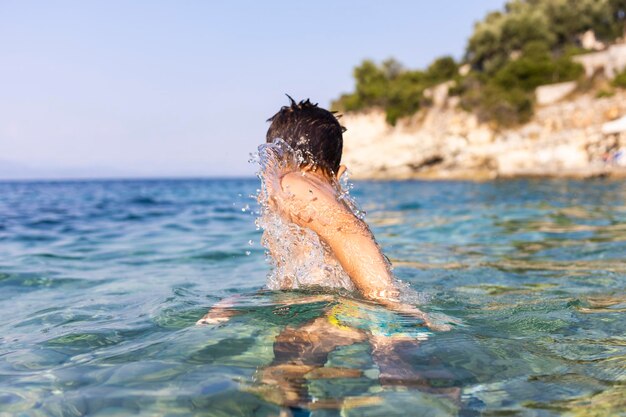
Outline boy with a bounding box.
[199,96,447,327]
[198,97,458,410]
[264,96,436,322]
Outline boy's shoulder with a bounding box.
[280,171,337,202]
[278,171,352,232]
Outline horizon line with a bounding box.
[0,175,259,183]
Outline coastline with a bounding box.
[341,90,626,181]
[350,168,626,183]
[354,166,626,181]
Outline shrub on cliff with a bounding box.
[466,8,554,74]
[492,42,583,90]
[480,85,533,126]
[332,57,457,125]
[457,74,532,126]
[334,0,625,127]
[467,0,625,75]
[612,68,626,88]
[461,42,583,126]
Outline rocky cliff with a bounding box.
[341,90,626,180]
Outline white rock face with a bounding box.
[579,30,605,51]
[341,91,626,179]
[573,42,626,79]
[602,115,626,134]
[536,81,577,106]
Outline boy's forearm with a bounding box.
[318,223,397,302]
[196,295,242,325]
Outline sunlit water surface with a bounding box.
[0,179,624,417]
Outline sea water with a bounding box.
[0,178,625,416]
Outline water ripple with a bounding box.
[0,178,624,415]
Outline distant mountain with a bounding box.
[0,160,41,179]
[0,159,243,180]
[0,159,136,180]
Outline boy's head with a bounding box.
[266,96,345,177]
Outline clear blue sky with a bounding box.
[0,0,507,179]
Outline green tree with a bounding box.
[466,4,554,74]
[353,60,389,107]
[385,70,428,125]
[426,56,458,82]
[607,0,626,39]
[492,41,583,91]
[333,0,622,127]
[331,60,392,112]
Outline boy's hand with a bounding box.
[381,300,453,332]
[196,296,240,325]
[196,308,236,325]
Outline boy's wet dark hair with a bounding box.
[266,96,345,176]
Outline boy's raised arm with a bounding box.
[277,173,398,302]
[268,172,448,330]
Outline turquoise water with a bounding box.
[1,178,624,416]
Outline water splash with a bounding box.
[254,139,356,291]
[252,139,425,305]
